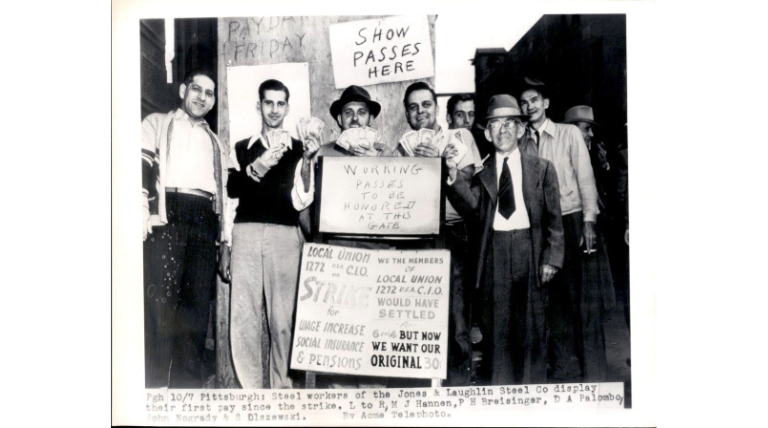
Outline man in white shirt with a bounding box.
[446,94,563,385]
[399,82,484,386]
[141,67,232,388]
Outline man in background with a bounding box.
[519,78,614,382]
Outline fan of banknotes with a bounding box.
[297,117,325,147]
[336,126,380,151]
[265,129,292,151]
[399,128,469,164]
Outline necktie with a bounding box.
[498,157,515,219]
[527,127,540,151]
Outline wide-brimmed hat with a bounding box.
[564,105,600,126]
[518,76,549,99]
[329,85,381,118]
[485,94,530,120]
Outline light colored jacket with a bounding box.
[141,109,236,244]
[520,119,599,222]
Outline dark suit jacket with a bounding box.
[447,150,565,290]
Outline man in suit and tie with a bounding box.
[446,94,564,385]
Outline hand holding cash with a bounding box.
[297,117,325,148]
[336,126,381,156]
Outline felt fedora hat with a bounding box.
[485,94,530,120]
[564,105,600,126]
[329,85,381,118]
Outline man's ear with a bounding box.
[255,101,261,113]
[543,98,550,110]
[336,114,343,129]
[285,104,290,116]
[446,113,452,126]
[179,83,187,100]
[484,128,492,142]
[516,123,526,139]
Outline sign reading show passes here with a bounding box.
[318,156,442,236]
[290,243,450,379]
[328,15,434,88]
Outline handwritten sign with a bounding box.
[318,157,442,236]
[290,243,450,379]
[328,15,434,88]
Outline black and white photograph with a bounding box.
[113,1,657,426]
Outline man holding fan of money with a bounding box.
[224,79,319,389]
[318,85,391,158]
[397,81,485,386]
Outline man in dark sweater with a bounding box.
[223,79,319,389]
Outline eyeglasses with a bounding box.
[487,120,521,132]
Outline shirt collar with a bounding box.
[247,134,264,150]
[173,108,209,128]
[495,147,520,164]
[538,118,555,137]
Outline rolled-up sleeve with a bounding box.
[291,158,315,210]
[569,127,599,222]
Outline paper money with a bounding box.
[444,129,469,164]
[267,129,291,151]
[418,128,436,146]
[399,130,419,156]
[337,127,376,151]
[306,117,325,139]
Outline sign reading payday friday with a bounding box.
[328,15,434,88]
[318,156,441,235]
[290,243,449,379]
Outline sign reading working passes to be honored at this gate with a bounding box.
[317,156,442,236]
[290,243,450,379]
[328,15,435,88]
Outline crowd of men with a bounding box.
[141,67,629,389]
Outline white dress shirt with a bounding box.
[493,148,530,231]
[165,109,217,194]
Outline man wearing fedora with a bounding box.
[318,85,390,157]
[446,94,564,385]
[313,85,391,388]
[565,105,630,348]
[519,78,614,382]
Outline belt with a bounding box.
[166,187,215,200]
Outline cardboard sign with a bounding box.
[290,243,450,379]
[329,15,434,88]
[318,156,442,236]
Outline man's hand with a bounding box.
[442,143,459,167]
[580,221,597,253]
[218,245,231,283]
[351,144,379,157]
[540,264,558,285]
[142,207,151,241]
[597,141,610,171]
[414,143,438,157]
[303,135,320,161]
[250,145,285,179]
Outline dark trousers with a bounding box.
[480,229,547,385]
[444,221,472,386]
[548,212,613,382]
[143,192,218,388]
